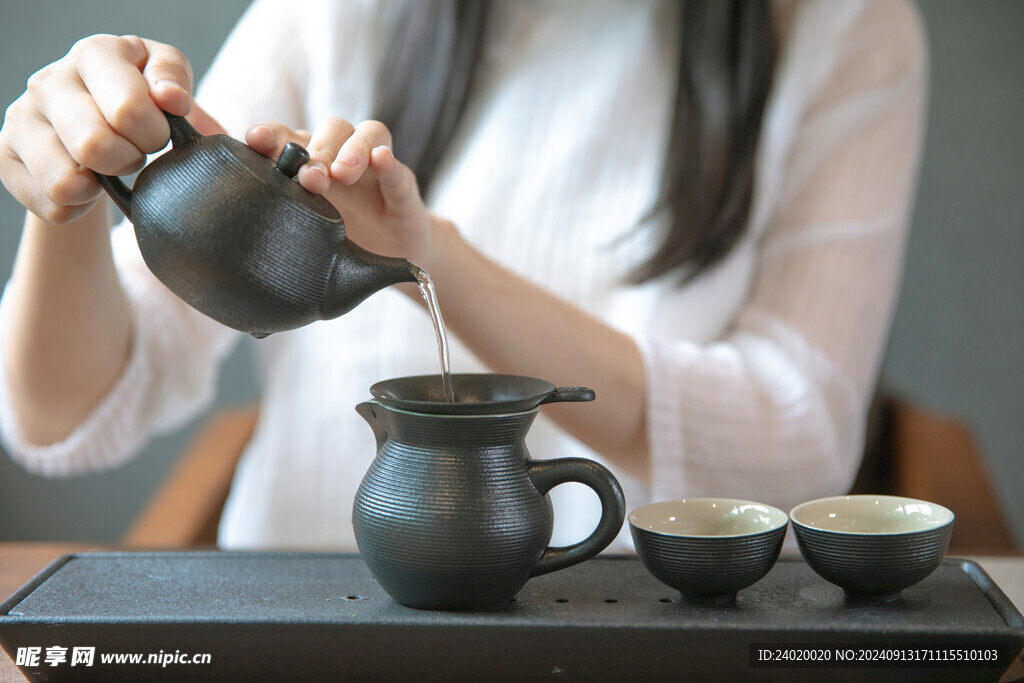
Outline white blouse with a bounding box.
[0,0,927,551]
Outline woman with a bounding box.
[0,0,926,549]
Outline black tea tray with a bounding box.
[1,553,1021,681]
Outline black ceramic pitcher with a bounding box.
[352,374,626,610]
[94,113,418,338]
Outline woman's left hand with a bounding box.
[245,117,438,267]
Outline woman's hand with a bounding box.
[0,35,236,446]
[0,34,198,225]
[245,118,438,268]
[0,33,197,445]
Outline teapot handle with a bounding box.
[526,457,625,577]
[94,112,203,219]
[93,172,133,219]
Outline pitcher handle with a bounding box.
[526,458,625,577]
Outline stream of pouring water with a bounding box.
[415,267,455,402]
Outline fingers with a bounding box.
[18,115,104,205]
[247,117,394,185]
[33,80,148,177]
[242,118,409,203]
[1,97,106,223]
[75,37,170,154]
[244,121,311,159]
[70,35,194,152]
[0,127,101,224]
[0,34,196,224]
[330,120,392,186]
[299,117,355,193]
[245,120,319,186]
[136,37,194,116]
[20,35,189,178]
[369,145,422,215]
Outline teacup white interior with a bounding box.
[629,499,789,537]
[790,495,954,534]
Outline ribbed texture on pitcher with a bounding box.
[352,407,552,610]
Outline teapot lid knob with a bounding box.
[275,142,310,179]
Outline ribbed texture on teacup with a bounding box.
[630,525,787,597]
[792,522,953,596]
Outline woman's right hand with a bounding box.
[0,34,194,225]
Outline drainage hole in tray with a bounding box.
[341,595,365,602]
[555,598,569,603]
[659,598,674,603]
[605,599,619,604]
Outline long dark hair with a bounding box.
[373,0,776,283]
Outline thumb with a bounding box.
[137,37,194,117]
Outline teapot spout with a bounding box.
[321,240,419,320]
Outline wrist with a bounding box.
[397,213,462,304]
[412,213,461,275]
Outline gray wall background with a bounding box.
[1,1,1022,546]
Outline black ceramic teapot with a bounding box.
[94,113,419,338]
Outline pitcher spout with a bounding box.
[321,240,419,320]
[355,401,389,449]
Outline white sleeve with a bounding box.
[194,0,388,137]
[192,0,312,138]
[641,0,928,512]
[0,224,242,477]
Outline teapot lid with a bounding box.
[218,135,342,222]
[166,113,341,224]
